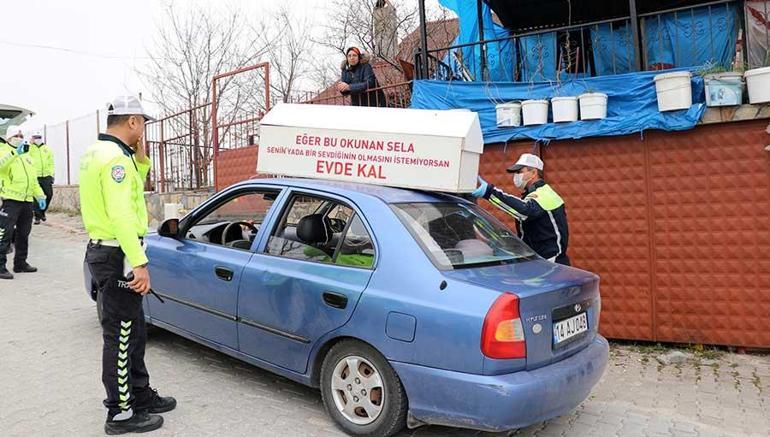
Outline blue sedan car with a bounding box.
[85,178,608,436]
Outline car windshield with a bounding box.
[392,202,537,270]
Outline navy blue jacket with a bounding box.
[340,58,386,107]
[483,180,571,265]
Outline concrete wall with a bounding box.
[51,185,213,228]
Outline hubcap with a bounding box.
[330,355,385,425]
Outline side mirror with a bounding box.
[158,218,180,238]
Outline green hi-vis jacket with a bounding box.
[79,134,151,268]
[0,138,45,202]
[29,142,55,177]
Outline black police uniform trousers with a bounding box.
[33,176,54,220]
[0,199,33,268]
[86,242,152,419]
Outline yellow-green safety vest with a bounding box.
[0,140,45,202]
[29,142,55,178]
[79,134,151,268]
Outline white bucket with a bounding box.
[653,71,692,111]
[578,93,608,120]
[521,99,549,125]
[551,96,579,122]
[495,102,521,127]
[744,66,770,104]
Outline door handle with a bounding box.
[215,267,234,282]
[323,292,348,309]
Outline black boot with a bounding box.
[13,263,38,273]
[104,411,164,435]
[0,267,12,280]
[33,218,41,225]
[136,389,177,414]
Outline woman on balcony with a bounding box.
[336,47,386,107]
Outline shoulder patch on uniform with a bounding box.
[111,165,126,183]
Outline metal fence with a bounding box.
[43,110,105,185]
[143,103,213,193]
[292,81,413,108]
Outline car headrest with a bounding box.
[297,214,330,245]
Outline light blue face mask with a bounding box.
[514,170,533,189]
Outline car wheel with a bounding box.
[320,340,407,437]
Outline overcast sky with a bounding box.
[2,0,383,131]
[3,0,448,133]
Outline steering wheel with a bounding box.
[221,221,259,246]
[327,217,347,233]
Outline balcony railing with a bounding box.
[416,0,744,82]
[295,81,413,108]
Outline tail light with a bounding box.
[481,292,526,359]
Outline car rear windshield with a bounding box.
[392,202,537,270]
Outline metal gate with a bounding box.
[212,63,271,190]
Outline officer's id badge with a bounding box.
[111,165,126,183]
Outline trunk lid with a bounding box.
[443,259,601,370]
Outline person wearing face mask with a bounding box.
[0,125,46,279]
[28,133,55,224]
[336,46,386,107]
[471,153,571,266]
[80,96,175,435]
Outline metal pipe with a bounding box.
[637,0,734,18]
[418,0,430,79]
[211,80,219,190]
[477,0,488,81]
[264,63,271,112]
[629,0,642,71]
[159,120,166,193]
[65,120,70,185]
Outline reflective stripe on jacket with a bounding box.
[483,180,569,261]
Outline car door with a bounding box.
[238,189,377,373]
[148,186,283,350]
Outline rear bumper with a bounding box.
[392,335,609,432]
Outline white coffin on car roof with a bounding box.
[257,104,484,193]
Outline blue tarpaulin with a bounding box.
[644,4,737,70]
[519,32,557,82]
[438,0,514,82]
[410,69,706,144]
[592,23,635,76]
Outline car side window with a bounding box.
[334,214,375,269]
[183,190,279,250]
[266,194,373,268]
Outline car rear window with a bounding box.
[392,202,536,270]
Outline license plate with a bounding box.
[553,312,588,345]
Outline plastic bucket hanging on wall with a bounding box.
[744,67,770,104]
[551,96,579,122]
[521,99,549,125]
[578,93,608,120]
[495,102,522,127]
[654,71,693,111]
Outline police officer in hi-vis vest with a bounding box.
[472,153,571,266]
[79,96,175,435]
[28,132,55,224]
[0,125,46,280]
